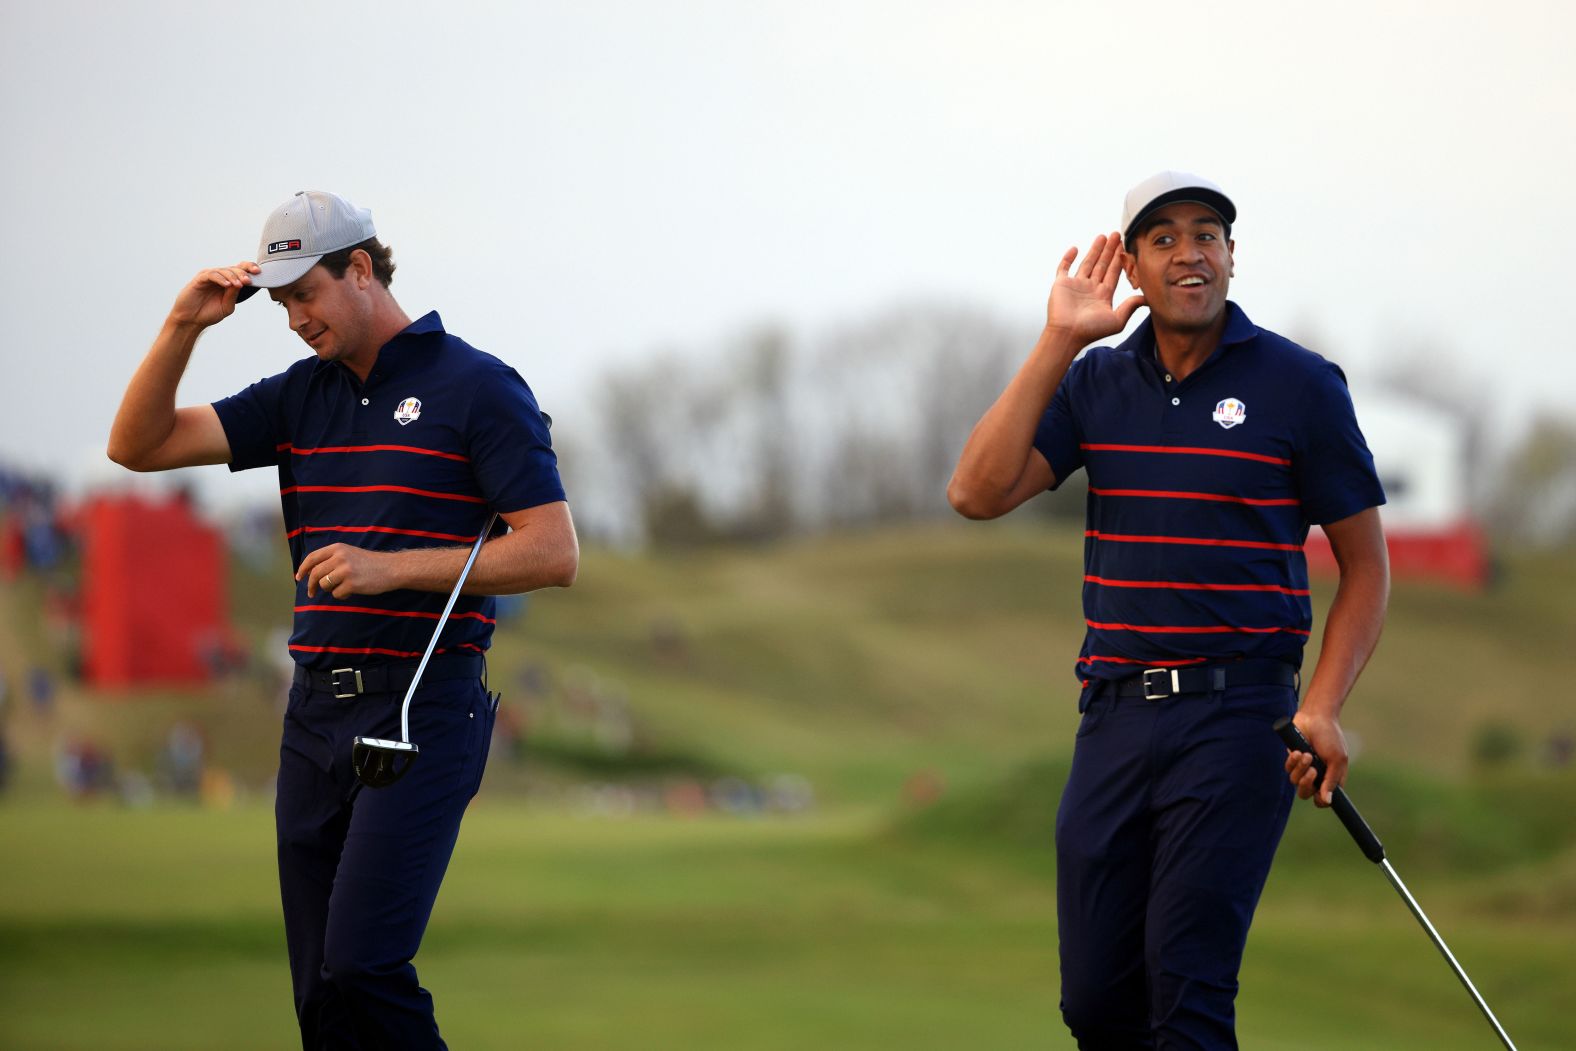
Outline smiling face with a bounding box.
[1123,201,1235,333]
[267,251,379,370]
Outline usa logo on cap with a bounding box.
[1212,397,1246,429]
[394,397,422,426]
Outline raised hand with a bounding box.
[1045,232,1146,346]
[168,261,261,329]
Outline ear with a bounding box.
[1227,238,1235,278]
[348,248,374,290]
[1123,248,1141,290]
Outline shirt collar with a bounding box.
[313,310,445,380]
[374,311,445,376]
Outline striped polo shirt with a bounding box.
[1033,302,1384,683]
[213,312,566,670]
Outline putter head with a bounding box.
[351,737,419,788]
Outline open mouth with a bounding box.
[1174,275,1209,288]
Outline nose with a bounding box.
[285,302,310,332]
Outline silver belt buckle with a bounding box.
[330,667,364,698]
[1142,668,1179,701]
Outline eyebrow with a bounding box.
[1145,215,1224,233]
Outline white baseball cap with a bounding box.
[1121,171,1236,244]
[237,190,376,302]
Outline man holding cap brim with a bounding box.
[949,173,1389,1046]
[108,190,580,1048]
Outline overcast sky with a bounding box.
[1,0,1570,511]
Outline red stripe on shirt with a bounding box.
[280,485,485,503]
[295,604,496,625]
[288,644,426,659]
[1084,575,1310,597]
[276,442,468,463]
[1078,654,1211,667]
[1085,531,1305,553]
[1087,619,1311,637]
[1080,443,1291,466]
[1089,487,1299,507]
[285,524,479,542]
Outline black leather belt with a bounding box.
[1110,659,1298,701]
[293,654,486,698]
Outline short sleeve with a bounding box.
[465,365,567,513]
[1031,354,1087,489]
[212,372,289,473]
[1293,362,1386,525]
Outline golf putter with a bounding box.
[352,511,499,789]
[1274,717,1518,1051]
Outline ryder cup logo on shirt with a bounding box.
[394,397,422,426]
[1212,397,1247,429]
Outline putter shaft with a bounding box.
[1274,717,1517,1051]
[1379,859,1517,1051]
[398,512,499,743]
[352,512,500,790]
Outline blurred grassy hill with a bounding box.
[494,520,1576,795]
[4,519,1574,803]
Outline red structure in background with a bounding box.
[80,493,233,689]
[1304,520,1494,591]
[1300,392,1497,592]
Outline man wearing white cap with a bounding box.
[109,191,579,1048]
[949,173,1389,1046]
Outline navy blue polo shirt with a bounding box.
[213,311,566,670]
[1033,302,1384,683]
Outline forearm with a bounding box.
[948,326,1080,514]
[107,319,203,467]
[1302,548,1390,719]
[389,523,578,596]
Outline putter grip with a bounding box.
[1273,716,1386,864]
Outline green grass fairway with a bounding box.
[1,798,1570,1050]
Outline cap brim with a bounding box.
[236,255,321,303]
[1124,188,1236,241]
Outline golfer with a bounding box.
[108,190,578,1049]
[948,172,1389,1047]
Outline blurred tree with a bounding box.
[1483,415,1576,548]
[804,305,1023,529]
[589,304,1113,544]
[733,327,795,542]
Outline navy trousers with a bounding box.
[1055,679,1296,1050]
[276,673,497,1051]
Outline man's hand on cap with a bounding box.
[168,261,261,330]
